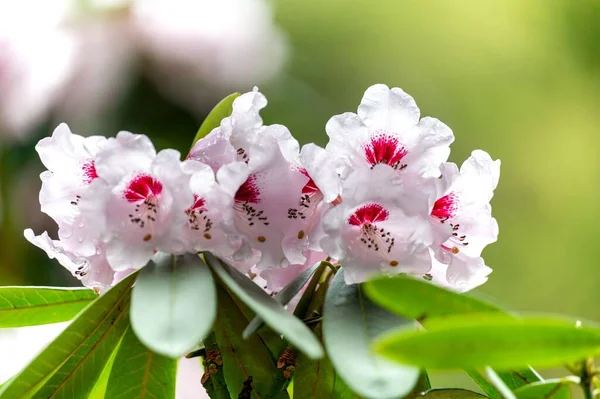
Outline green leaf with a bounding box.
[513,377,577,399]
[244,261,322,339]
[0,272,138,399]
[0,286,97,327]
[33,298,130,398]
[364,275,502,324]
[131,253,216,358]
[496,368,542,391]
[191,92,241,147]
[420,388,488,398]
[205,253,323,359]
[365,275,542,390]
[465,370,502,399]
[323,270,420,399]
[211,285,281,399]
[106,326,177,399]
[293,324,358,399]
[374,314,600,370]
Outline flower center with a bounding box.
[287,169,324,238]
[186,195,213,238]
[235,175,269,229]
[348,203,396,257]
[124,174,163,203]
[125,174,163,240]
[431,193,458,222]
[363,133,408,170]
[348,203,389,226]
[81,160,98,184]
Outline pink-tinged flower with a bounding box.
[321,165,448,284]
[23,229,116,292]
[188,89,312,270]
[260,250,328,292]
[83,131,194,270]
[36,123,106,256]
[430,150,500,290]
[178,160,248,258]
[324,84,454,180]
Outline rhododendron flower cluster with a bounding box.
[26,84,500,293]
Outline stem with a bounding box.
[485,367,516,399]
[579,358,596,399]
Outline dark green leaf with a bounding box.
[106,326,177,399]
[191,92,241,147]
[323,270,420,399]
[0,286,97,327]
[497,368,542,391]
[211,285,281,399]
[513,378,577,399]
[131,253,216,358]
[294,325,358,399]
[205,253,322,359]
[375,314,600,369]
[244,262,321,339]
[420,388,488,398]
[0,272,138,399]
[364,275,502,324]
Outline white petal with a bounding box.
[299,143,341,203]
[357,84,420,132]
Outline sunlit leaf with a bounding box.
[205,253,323,359]
[243,261,321,339]
[130,253,216,358]
[191,92,241,147]
[420,388,488,398]
[0,286,96,327]
[323,270,420,399]
[513,377,577,399]
[375,314,600,369]
[106,326,177,399]
[364,275,502,324]
[0,272,138,399]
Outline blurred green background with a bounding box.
[1,0,599,393]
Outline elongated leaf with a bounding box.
[34,296,130,398]
[465,370,502,399]
[0,287,96,327]
[323,270,419,399]
[131,253,216,358]
[421,389,488,398]
[513,378,577,399]
[211,285,281,399]
[244,262,321,339]
[205,253,322,359]
[191,92,241,147]
[364,275,502,324]
[106,326,177,399]
[293,324,358,399]
[0,272,138,399]
[375,314,600,369]
[365,275,541,389]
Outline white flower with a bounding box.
[178,160,248,259]
[23,229,117,291]
[188,89,314,270]
[324,84,454,180]
[430,150,500,290]
[36,123,106,256]
[259,250,328,292]
[83,131,194,270]
[321,165,448,284]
